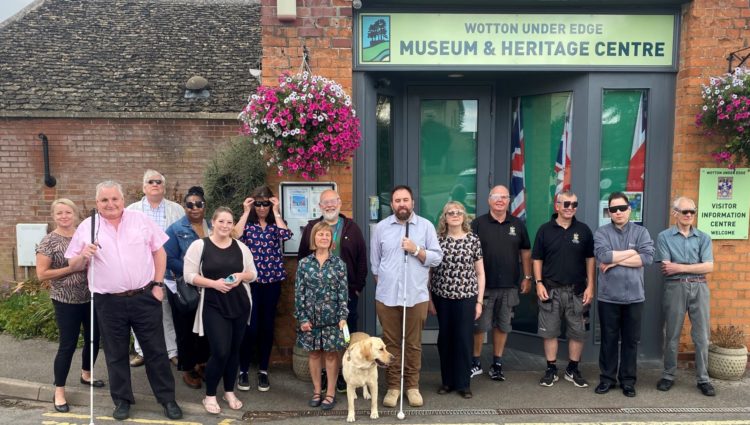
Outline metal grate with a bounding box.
[243,406,750,421]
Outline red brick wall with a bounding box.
[0,117,240,281]
[261,0,354,362]
[675,0,750,351]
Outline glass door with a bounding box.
[407,86,492,341]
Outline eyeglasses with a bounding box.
[254,201,272,208]
[608,205,630,213]
[490,194,511,201]
[146,179,163,185]
[677,209,697,216]
[320,199,340,207]
[186,201,205,209]
[445,210,464,217]
[557,201,579,209]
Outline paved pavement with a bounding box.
[0,333,748,423]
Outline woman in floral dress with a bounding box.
[295,221,348,410]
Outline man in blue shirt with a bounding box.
[371,185,443,408]
[655,196,715,397]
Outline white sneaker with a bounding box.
[469,363,483,378]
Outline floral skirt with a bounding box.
[296,325,346,352]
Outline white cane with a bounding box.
[397,221,409,421]
[89,209,96,425]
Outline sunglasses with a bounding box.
[557,201,579,209]
[677,209,697,216]
[254,201,272,208]
[489,194,511,201]
[445,210,464,217]
[186,201,205,209]
[608,205,630,213]
[147,179,163,185]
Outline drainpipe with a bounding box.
[38,133,56,187]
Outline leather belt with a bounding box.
[111,281,157,297]
[666,277,706,283]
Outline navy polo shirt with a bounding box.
[471,213,530,289]
[532,214,594,293]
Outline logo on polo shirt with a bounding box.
[509,226,516,236]
[572,233,580,244]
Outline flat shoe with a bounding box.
[437,385,451,395]
[321,394,336,410]
[53,395,69,413]
[222,395,243,410]
[308,392,322,407]
[202,397,221,415]
[80,376,105,388]
[458,389,473,399]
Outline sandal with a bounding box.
[202,397,221,415]
[308,392,322,407]
[222,394,243,410]
[321,394,336,410]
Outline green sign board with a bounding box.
[698,168,750,240]
[357,13,675,68]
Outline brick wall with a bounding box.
[675,0,750,351]
[0,117,240,281]
[261,0,354,362]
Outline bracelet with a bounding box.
[536,280,544,285]
[151,280,164,288]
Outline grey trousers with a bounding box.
[662,280,711,384]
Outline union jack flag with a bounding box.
[554,95,573,203]
[510,98,526,220]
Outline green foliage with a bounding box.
[0,278,58,340]
[204,135,268,217]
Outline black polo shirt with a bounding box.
[471,213,530,289]
[532,214,594,293]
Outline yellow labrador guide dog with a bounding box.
[342,332,394,422]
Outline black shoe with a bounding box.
[336,373,347,393]
[656,378,673,391]
[112,401,130,421]
[53,395,69,413]
[437,385,451,395]
[458,389,473,399]
[489,363,505,381]
[621,384,636,397]
[162,401,182,420]
[594,382,612,394]
[697,382,716,396]
[80,376,105,388]
[539,366,558,387]
[257,372,270,392]
[321,394,336,410]
[237,372,250,391]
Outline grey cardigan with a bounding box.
[593,221,654,304]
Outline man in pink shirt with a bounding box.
[66,180,182,421]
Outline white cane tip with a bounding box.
[397,411,405,420]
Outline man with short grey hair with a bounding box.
[126,169,183,367]
[655,196,715,396]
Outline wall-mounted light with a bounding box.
[353,0,363,9]
[277,0,296,21]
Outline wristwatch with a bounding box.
[412,245,421,257]
[151,281,164,288]
[524,275,533,280]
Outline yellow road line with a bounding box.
[42,412,204,424]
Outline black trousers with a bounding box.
[597,300,643,386]
[203,305,248,396]
[166,289,209,372]
[239,282,281,372]
[433,293,475,392]
[52,300,100,387]
[94,291,175,405]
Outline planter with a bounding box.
[707,343,748,381]
[292,345,312,382]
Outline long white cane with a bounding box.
[397,221,409,421]
[89,209,96,425]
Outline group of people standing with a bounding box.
[36,173,715,421]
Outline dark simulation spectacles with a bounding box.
[186,201,205,209]
[254,201,272,208]
[146,179,163,185]
[608,205,630,213]
[445,210,465,217]
[677,209,697,216]
[557,201,579,209]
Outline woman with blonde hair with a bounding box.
[295,221,348,410]
[429,201,484,399]
[36,198,103,413]
[184,207,257,414]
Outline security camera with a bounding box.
[352,0,362,9]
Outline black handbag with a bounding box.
[174,275,199,312]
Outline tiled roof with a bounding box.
[0,0,261,114]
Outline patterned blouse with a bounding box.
[294,254,348,352]
[36,232,89,304]
[239,222,292,284]
[430,232,483,300]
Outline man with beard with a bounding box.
[371,185,443,408]
[66,181,182,421]
[298,189,368,393]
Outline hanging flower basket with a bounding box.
[239,72,361,181]
[695,67,750,168]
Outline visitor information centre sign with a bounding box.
[698,168,750,240]
[357,13,676,68]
